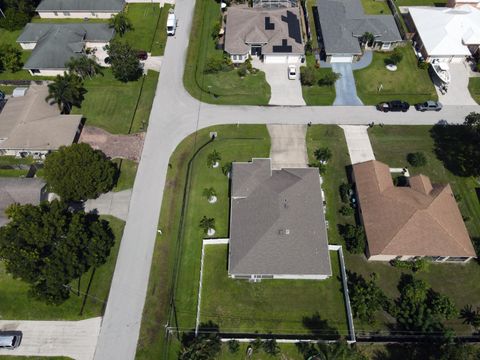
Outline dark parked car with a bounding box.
[0,331,22,349]
[0,90,5,100]
[376,100,410,112]
[414,100,442,112]
[136,50,148,61]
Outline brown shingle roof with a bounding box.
[353,160,476,258]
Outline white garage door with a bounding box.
[330,55,353,63]
[264,55,288,64]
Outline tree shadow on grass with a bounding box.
[302,312,340,340]
[430,124,480,177]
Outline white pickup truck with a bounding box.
[166,9,176,36]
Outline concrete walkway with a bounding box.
[254,60,306,106]
[267,124,308,169]
[340,125,375,164]
[331,63,363,106]
[320,50,373,69]
[142,56,162,73]
[435,62,477,105]
[84,190,132,221]
[0,318,101,360]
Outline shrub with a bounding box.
[340,205,354,216]
[407,152,427,167]
[300,66,316,86]
[314,147,332,163]
[418,60,429,70]
[227,340,239,353]
[339,182,352,203]
[204,57,224,74]
[388,48,403,65]
[237,65,247,77]
[318,71,341,86]
[211,21,221,40]
[390,258,429,272]
[305,40,313,55]
[342,224,366,254]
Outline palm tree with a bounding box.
[202,187,217,203]
[199,216,215,236]
[109,12,133,37]
[45,72,86,114]
[207,150,221,168]
[66,56,103,80]
[460,305,480,329]
[360,32,375,48]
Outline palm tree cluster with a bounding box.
[109,12,133,37]
[199,216,215,235]
[66,56,103,80]
[207,150,221,168]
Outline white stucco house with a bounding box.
[36,0,126,19]
[224,7,304,64]
[407,4,480,63]
[17,23,114,76]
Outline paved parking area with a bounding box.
[254,60,306,106]
[0,317,101,360]
[332,63,363,106]
[267,124,308,169]
[435,62,477,105]
[340,125,375,164]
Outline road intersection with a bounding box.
[93,0,480,359]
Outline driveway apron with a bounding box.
[331,63,363,106]
[340,125,375,164]
[267,124,308,169]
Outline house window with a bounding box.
[447,257,469,262]
[431,256,447,262]
[91,12,96,16]
[381,42,391,50]
[63,11,70,16]
[30,69,40,74]
[53,11,58,16]
[232,55,238,60]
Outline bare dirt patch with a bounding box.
[79,126,145,162]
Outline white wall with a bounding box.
[37,11,118,19]
[367,254,397,261]
[19,42,36,50]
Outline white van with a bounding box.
[166,9,176,36]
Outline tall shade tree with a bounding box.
[45,72,86,114]
[66,55,103,80]
[44,143,117,201]
[109,12,132,37]
[0,44,23,72]
[0,200,114,304]
[106,40,142,82]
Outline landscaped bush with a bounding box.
[407,152,427,167]
[340,205,354,216]
[300,66,316,86]
[339,182,352,203]
[391,258,429,273]
[318,71,341,86]
[204,57,224,74]
[341,224,366,254]
[386,48,403,65]
[314,147,332,163]
[227,339,239,353]
[0,44,23,73]
[237,64,247,77]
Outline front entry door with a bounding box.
[251,45,262,56]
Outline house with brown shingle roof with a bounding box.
[352,160,476,263]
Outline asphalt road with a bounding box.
[93,0,480,358]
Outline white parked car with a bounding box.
[288,65,297,80]
[166,9,177,36]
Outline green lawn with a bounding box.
[361,0,391,15]
[0,216,125,320]
[301,56,337,105]
[306,0,319,50]
[183,0,271,105]
[0,156,36,178]
[217,343,304,360]
[354,46,438,105]
[72,69,159,134]
[136,125,271,359]
[201,245,349,336]
[0,85,15,94]
[113,159,138,192]
[151,4,172,56]
[306,125,354,246]
[0,357,71,360]
[468,77,480,105]
[341,125,480,335]
[123,4,162,52]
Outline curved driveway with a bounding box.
[93,0,480,358]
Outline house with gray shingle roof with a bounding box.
[36,0,125,19]
[17,23,114,76]
[316,0,402,63]
[0,178,47,227]
[224,7,304,64]
[228,159,332,280]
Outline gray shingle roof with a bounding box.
[316,0,402,55]
[224,7,304,55]
[17,23,114,70]
[36,0,125,12]
[0,178,46,227]
[229,159,332,277]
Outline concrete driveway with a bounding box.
[267,125,308,169]
[84,189,132,221]
[331,63,363,106]
[340,125,375,164]
[254,61,305,106]
[0,317,101,360]
[435,62,477,105]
